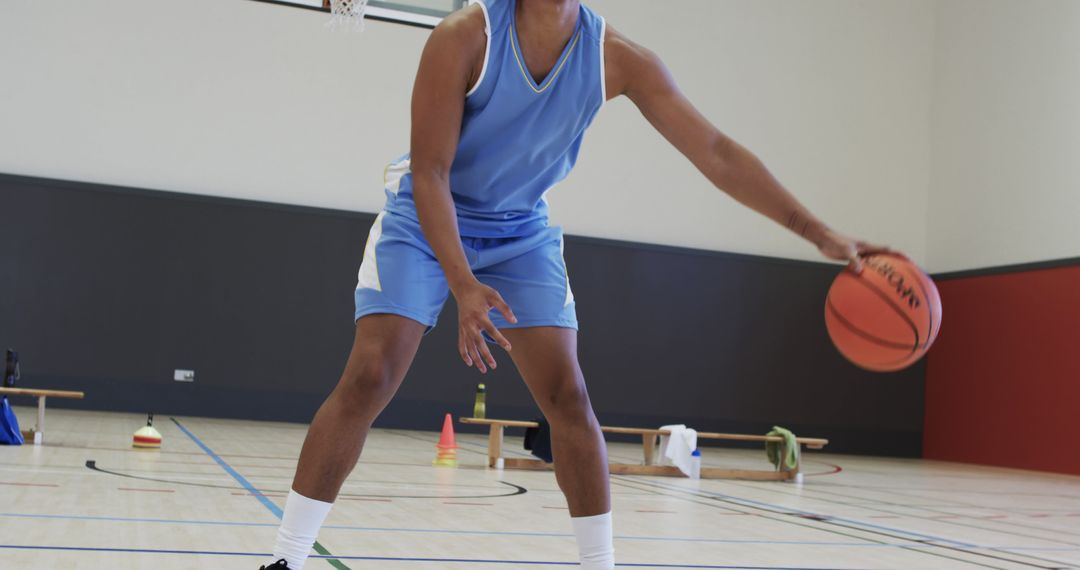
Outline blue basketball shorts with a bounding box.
[354,211,577,331]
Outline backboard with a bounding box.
[249,0,467,28]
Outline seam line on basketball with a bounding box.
[847,274,921,348]
[827,297,919,353]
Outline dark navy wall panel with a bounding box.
[0,173,924,455]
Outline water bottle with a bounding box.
[473,383,486,419]
[689,449,702,480]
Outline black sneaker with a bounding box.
[260,560,289,569]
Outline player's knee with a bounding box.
[337,356,398,405]
[542,379,594,424]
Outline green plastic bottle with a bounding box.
[473,383,486,419]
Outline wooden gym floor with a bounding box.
[2,408,1079,569]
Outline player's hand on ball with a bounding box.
[815,228,897,274]
[455,280,517,374]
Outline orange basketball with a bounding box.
[825,253,942,372]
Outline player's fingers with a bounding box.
[463,330,485,372]
[483,320,512,351]
[847,254,864,275]
[458,333,472,367]
[475,331,498,370]
[489,292,518,325]
[857,242,901,258]
[864,245,907,262]
[468,337,488,374]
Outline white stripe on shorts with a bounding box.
[560,235,574,307]
[384,159,411,195]
[357,212,386,292]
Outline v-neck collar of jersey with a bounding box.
[509,0,584,94]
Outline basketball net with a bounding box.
[327,0,369,31]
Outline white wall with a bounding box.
[569,0,934,263]
[928,0,1080,272]
[0,0,422,211]
[0,0,935,265]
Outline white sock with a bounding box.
[270,490,334,569]
[571,512,615,569]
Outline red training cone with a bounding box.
[433,413,458,467]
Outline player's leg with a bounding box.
[292,314,426,501]
[267,315,425,570]
[472,227,613,568]
[502,326,614,569]
[265,212,449,570]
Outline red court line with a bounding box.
[340,497,393,503]
[118,487,175,493]
[803,461,844,477]
[542,506,568,510]
[0,482,60,488]
[52,443,295,461]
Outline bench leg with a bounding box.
[35,396,46,445]
[642,433,657,466]
[487,424,504,468]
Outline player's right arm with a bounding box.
[603,26,889,272]
[410,7,517,373]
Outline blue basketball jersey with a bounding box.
[382,0,607,237]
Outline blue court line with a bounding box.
[171,418,350,569]
[0,512,907,547]
[0,545,854,569]
[8,512,1077,553]
[170,418,283,518]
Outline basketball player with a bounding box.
[262,1,885,568]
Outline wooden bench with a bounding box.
[0,387,85,445]
[460,417,828,481]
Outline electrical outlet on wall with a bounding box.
[174,369,195,382]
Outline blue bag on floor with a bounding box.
[1,397,23,445]
[2,349,23,445]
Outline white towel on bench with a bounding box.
[658,424,698,477]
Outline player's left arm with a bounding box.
[604,26,889,271]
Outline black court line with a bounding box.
[611,476,1063,570]
[642,477,1080,570]
[812,466,1080,487]
[814,481,1080,512]
[84,460,528,500]
[606,478,981,565]
[725,477,1080,542]
[711,478,1080,568]
[97,458,522,492]
[818,481,1080,502]
[384,429,496,459]
[608,477,1004,569]
[803,482,1080,544]
[723,477,1080,548]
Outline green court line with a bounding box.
[313,542,350,570]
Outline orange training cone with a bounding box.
[433,413,458,467]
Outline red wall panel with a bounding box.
[924,265,1080,475]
